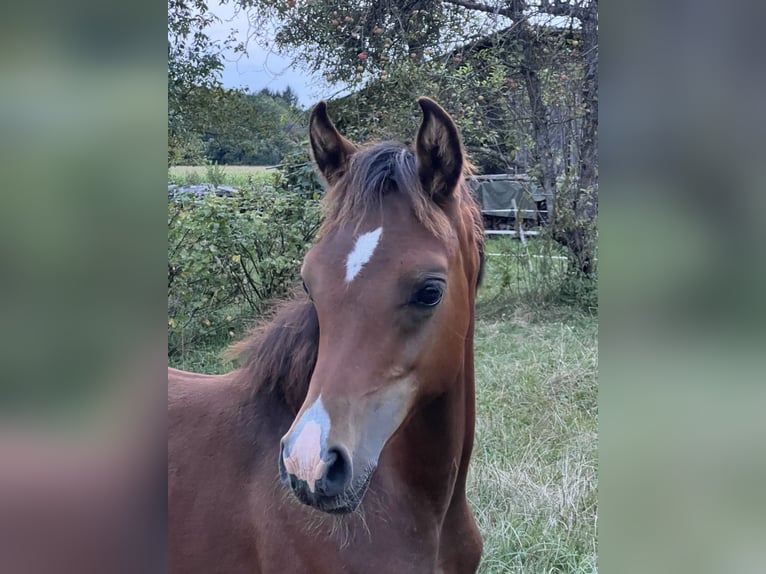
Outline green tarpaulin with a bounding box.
[467,177,547,220]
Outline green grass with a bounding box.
[168,253,598,572]
[470,308,597,573]
[480,236,598,314]
[167,337,235,374]
[480,237,568,300]
[168,165,276,188]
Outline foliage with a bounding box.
[478,234,596,314]
[169,84,308,167]
[204,162,227,187]
[167,176,321,354]
[550,170,598,295]
[168,83,307,167]
[168,1,307,167]
[276,141,326,199]
[319,43,544,175]
[168,0,229,88]
[482,237,566,300]
[247,1,584,165]
[169,165,277,189]
[168,0,233,165]
[203,88,308,166]
[168,130,207,167]
[243,0,597,276]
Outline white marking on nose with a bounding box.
[283,397,332,494]
[345,227,383,282]
[284,422,326,493]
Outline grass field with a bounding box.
[470,302,597,573]
[169,164,276,175]
[168,251,598,572]
[168,165,276,189]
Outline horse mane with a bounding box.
[228,296,319,413]
[231,140,484,408]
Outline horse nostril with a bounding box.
[321,446,352,497]
[278,440,289,481]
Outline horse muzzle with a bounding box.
[278,380,414,514]
[279,441,371,514]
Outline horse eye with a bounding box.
[411,281,444,308]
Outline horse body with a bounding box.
[169,98,484,573]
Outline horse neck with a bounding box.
[391,345,475,514]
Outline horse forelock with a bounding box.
[319,141,481,247]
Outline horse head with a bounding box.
[279,98,482,514]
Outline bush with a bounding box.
[557,271,598,311]
[480,232,597,314]
[276,142,325,199]
[483,236,566,299]
[168,175,321,354]
[205,163,227,187]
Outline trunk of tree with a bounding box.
[578,1,598,197]
[511,3,559,243]
[534,0,599,277]
[523,63,558,213]
[567,0,598,277]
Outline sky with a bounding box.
[206,2,335,107]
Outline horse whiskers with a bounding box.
[330,515,353,549]
[274,464,381,549]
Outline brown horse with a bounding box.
[168,97,485,573]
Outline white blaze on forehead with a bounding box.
[345,227,383,282]
[283,397,331,494]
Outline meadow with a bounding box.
[168,165,276,189]
[470,302,597,572]
[168,238,598,573]
[169,164,275,177]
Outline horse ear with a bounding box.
[415,97,464,205]
[309,101,356,186]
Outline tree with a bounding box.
[168,0,597,274]
[202,89,307,165]
[242,0,597,275]
[168,0,311,167]
[168,0,250,165]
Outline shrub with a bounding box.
[480,232,597,314]
[205,163,227,187]
[550,180,598,312]
[276,141,325,199]
[484,236,566,300]
[168,175,321,354]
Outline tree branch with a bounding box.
[442,0,590,23]
[442,0,516,19]
[538,0,588,21]
[466,146,525,170]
